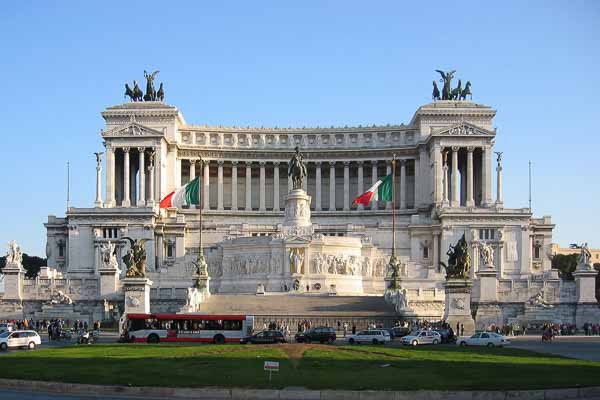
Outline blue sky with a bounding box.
[0,1,599,256]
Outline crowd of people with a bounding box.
[0,318,102,340]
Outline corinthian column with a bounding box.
[203,160,210,210]
[315,161,322,211]
[138,147,146,206]
[399,159,406,209]
[122,147,131,207]
[259,161,266,211]
[147,150,155,206]
[442,151,449,207]
[105,144,115,207]
[273,162,280,211]
[451,146,459,207]
[496,152,503,207]
[385,160,392,210]
[371,161,378,210]
[466,147,475,207]
[245,162,252,211]
[231,161,238,211]
[343,161,350,211]
[189,160,196,181]
[329,161,336,211]
[94,152,103,208]
[217,160,224,210]
[357,161,364,210]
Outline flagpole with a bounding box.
[391,154,396,258]
[198,158,203,260]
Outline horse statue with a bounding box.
[143,70,160,101]
[450,79,462,100]
[124,80,143,102]
[432,81,441,100]
[459,81,472,100]
[440,234,471,279]
[288,146,307,190]
[122,237,151,278]
[435,69,456,100]
[156,82,165,102]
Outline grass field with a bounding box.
[1,343,599,390]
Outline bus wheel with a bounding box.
[147,334,160,344]
[214,334,225,345]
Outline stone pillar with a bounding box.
[371,161,378,210]
[147,152,155,206]
[385,161,392,210]
[105,144,115,207]
[94,152,103,208]
[122,147,131,207]
[203,160,210,210]
[189,160,196,181]
[259,161,266,211]
[231,161,238,211]
[329,161,336,211]
[138,148,146,206]
[482,144,493,206]
[245,162,252,211]
[399,159,406,209]
[443,279,476,336]
[217,160,224,210]
[434,144,443,205]
[99,262,120,299]
[357,161,364,210]
[495,153,503,207]
[442,151,449,207]
[432,231,440,272]
[413,158,419,208]
[315,161,322,211]
[302,161,308,193]
[450,146,459,207]
[122,277,153,315]
[574,268,599,304]
[466,147,474,207]
[343,161,350,211]
[273,162,280,211]
[2,260,25,300]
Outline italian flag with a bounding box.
[159,176,201,208]
[352,174,393,206]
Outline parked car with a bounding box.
[390,326,411,339]
[401,330,442,346]
[0,323,14,334]
[433,328,456,344]
[457,332,510,347]
[0,330,41,351]
[295,327,336,344]
[241,330,287,344]
[347,330,391,345]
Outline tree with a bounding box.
[551,253,578,281]
[0,254,46,278]
[594,263,600,303]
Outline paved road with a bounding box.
[0,389,162,400]
[509,335,600,361]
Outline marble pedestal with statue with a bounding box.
[122,277,153,315]
[444,279,475,336]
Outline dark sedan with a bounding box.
[241,330,287,344]
[294,327,336,344]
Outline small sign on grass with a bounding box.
[264,361,279,381]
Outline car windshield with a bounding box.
[0,332,9,338]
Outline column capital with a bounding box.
[245,161,253,167]
[189,159,196,166]
[315,160,322,166]
[202,160,210,166]
[399,159,407,166]
[452,145,460,152]
[103,141,113,151]
[259,161,266,166]
[343,161,351,167]
[273,161,280,166]
[231,160,239,166]
[217,160,224,166]
[122,147,130,153]
[466,146,474,152]
[137,146,146,153]
[356,160,364,166]
[329,161,336,167]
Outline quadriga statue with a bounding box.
[440,234,471,279]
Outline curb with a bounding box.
[0,379,598,400]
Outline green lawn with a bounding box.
[1,344,599,390]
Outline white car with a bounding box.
[0,330,41,351]
[0,323,14,334]
[347,330,391,345]
[401,330,442,346]
[457,332,510,347]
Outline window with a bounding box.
[423,246,429,260]
[482,333,490,339]
[479,229,496,241]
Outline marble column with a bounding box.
[329,161,336,211]
[147,152,155,206]
[482,145,493,206]
[138,148,145,206]
[302,161,308,192]
[399,159,406,209]
[434,144,443,205]
[203,160,210,210]
[217,160,224,211]
[386,161,392,210]
[357,161,364,211]
[94,153,102,208]
[245,162,252,211]
[496,154,503,207]
[273,162,280,211]
[442,161,449,207]
[466,147,474,207]
[315,161,322,211]
[259,161,266,211]
[413,158,419,208]
[343,161,350,211]
[433,231,440,272]
[371,161,378,210]
[231,161,238,211]
[451,146,459,207]
[122,147,131,207]
[189,160,196,181]
[105,144,115,207]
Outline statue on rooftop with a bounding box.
[288,146,307,190]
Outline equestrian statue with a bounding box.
[440,234,471,279]
[122,237,151,278]
[288,146,307,190]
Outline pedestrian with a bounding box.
[343,322,348,337]
[460,324,464,337]
[306,284,310,292]
[352,324,356,335]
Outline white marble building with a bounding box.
[2,97,597,327]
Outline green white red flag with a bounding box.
[159,176,201,208]
[352,174,393,206]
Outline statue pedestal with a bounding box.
[99,266,120,299]
[283,189,312,229]
[477,266,498,303]
[2,261,25,300]
[443,279,475,336]
[122,277,153,315]
[573,268,598,304]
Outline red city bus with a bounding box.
[121,313,254,344]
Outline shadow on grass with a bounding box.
[0,344,598,391]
